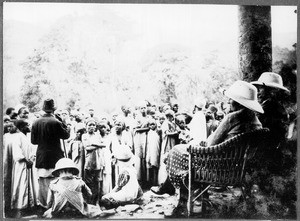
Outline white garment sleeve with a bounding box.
[189,111,207,143]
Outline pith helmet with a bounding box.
[52,158,79,177]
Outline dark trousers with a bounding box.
[84,169,101,205]
[161,176,176,195]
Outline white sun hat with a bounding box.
[224,80,264,114]
[194,98,207,109]
[52,158,79,177]
[114,145,134,162]
[251,72,289,92]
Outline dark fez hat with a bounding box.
[42,99,57,112]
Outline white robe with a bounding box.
[103,166,140,202]
[3,132,38,209]
[108,131,133,188]
[188,110,207,144]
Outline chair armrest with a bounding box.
[187,128,270,155]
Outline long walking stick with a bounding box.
[61,139,67,158]
[187,147,192,217]
[56,114,68,158]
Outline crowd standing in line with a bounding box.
[3,72,294,218]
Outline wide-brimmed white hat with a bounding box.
[194,98,207,109]
[52,158,79,177]
[251,72,289,92]
[114,145,133,162]
[225,80,264,114]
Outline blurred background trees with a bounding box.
[3,6,296,116]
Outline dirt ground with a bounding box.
[21,187,245,219]
[102,187,245,219]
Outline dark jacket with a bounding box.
[207,108,262,146]
[31,113,70,169]
[259,98,289,145]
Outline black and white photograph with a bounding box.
[2,1,298,219]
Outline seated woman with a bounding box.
[100,145,143,209]
[152,80,264,216]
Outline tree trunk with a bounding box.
[238,6,272,82]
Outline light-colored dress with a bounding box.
[3,132,38,210]
[158,119,178,184]
[146,129,161,168]
[188,110,207,143]
[108,130,133,188]
[132,115,149,182]
[99,134,112,195]
[68,139,84,177]
[146,129,161,185]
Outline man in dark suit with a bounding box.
[31,98,70,208]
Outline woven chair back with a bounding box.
[189,128,270,186]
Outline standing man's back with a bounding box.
[32,115,70,168]
[31,98,70,208]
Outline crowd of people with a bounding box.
[3,72,295,218]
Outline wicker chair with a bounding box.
[187,128,270,217]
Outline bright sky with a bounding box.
[3,3,297,50]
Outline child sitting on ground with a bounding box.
[43,158,103,218]
[100,146,143,209]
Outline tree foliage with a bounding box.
[273,43,297,104]
[16,11,295,117]
[20,49,54,112]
